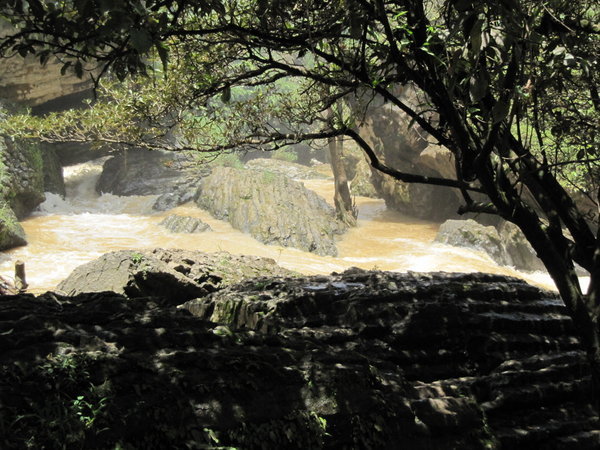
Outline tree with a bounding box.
[1,0,600,391]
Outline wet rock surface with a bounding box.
[435,219,546,272]
[96,148,199,196]
[159,215,212,233]
[57,248,297,302]
[3,268,597,449]
[195,166,346,256]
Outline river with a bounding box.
[0,159,558,294]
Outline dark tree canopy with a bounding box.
[1,0,600,390]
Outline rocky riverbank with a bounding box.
[1,260,597,449]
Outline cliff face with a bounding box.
[0,118,64,250]
[354,89,465,222]
[0,21,92,110]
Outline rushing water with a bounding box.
[0,159,558,294]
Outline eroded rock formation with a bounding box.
[195,166,346,256]
[355,90,463,221]
[1,269,597,448]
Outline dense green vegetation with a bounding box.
[1,0,599,400]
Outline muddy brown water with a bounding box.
[0,159,559,294]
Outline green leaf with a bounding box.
[60,61,72,76]
[74,61,84,79]
[155,42,169,73]
[221,86,231,103]
[469,74,487,103]
[469,19,484,58]
[491,100,509,124]
[130,29,153,54]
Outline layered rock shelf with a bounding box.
[1,268,597,448]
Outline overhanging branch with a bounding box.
[344,128,483,193]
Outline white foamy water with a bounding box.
[0,159,567,293]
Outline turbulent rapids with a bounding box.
[0,159,555,293]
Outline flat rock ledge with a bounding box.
[1,270,598,449]
[57,248,297,303]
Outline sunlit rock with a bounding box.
[195,166,346,256]
[57,248,297,302]
[435,219,546,272]
[245,157,328,180]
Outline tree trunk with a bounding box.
[328,134,357,227]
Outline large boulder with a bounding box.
[341,143,379,198]
[497,221,546,272]
[195,166,346,256]
[2,270,597,449]
[435,219,545,272]
[57,248,297,302]
[355,90,463,221]
[0,136,45,219]
[96,148,202,197]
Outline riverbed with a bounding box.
[0,159,557,294]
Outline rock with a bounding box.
[195,166,346,256]
[159,215,212,233]
[0,200,26,250]
[0,132,66,249]
[498,221,546,272]
[2,271,597,449]
[350,154,378,198]
[341,143,378,198]
[57,248,297,301]
[40,145,66,197]
[96,148,199,196]
[355,89,463,221]
[152,181,200,211]
[419,144,456,179]
[0,21,92,108]
[435,219,509,265]
[57,249,208,303]
[0,136,46,219]
[245,158,329,180]
[435,219,547,272]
